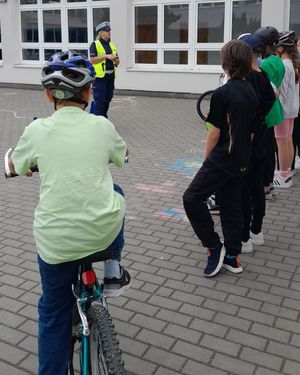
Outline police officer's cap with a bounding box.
[95,21,111,33]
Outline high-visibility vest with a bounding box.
[93,40,117,78]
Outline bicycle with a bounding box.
[196,73,225,130]
[4,147,127,375]
[69,259,126,375]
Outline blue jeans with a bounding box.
[38,184,124,375]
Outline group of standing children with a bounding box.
[183,26,300,277]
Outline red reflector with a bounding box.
[82,271,96,285]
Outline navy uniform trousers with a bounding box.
[92,73,115,118]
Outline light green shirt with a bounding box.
[12,107,126,264]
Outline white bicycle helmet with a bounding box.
[277,31,297,47]
[41,50,95,101]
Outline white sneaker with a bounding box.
[273,174,292,189]
[295,156,300,169]
[242,239,253,253]
[265,191,274,201]
[250,231,264,246]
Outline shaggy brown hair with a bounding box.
[277,43,300,83]
[221,40,252,79]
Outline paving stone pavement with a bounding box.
[0,87,300,375]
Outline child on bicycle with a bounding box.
[6,50,131,375]
[183,39,259,277]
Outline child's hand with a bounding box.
[26,170,33,177]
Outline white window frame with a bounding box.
[18,0,110,64]
[132,0,262,72]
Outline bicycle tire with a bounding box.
[196,90,214,122]
[87,304,126,375]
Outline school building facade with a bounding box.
[0,0,299,94]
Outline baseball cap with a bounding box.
[95,21,111,33]
[239,34,263,51]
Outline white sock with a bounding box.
[104,260,121,279]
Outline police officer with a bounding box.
[89,21,119,118]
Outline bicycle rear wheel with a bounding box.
[87,304,126,375]
[196,90,214,122]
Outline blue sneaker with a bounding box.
[204,244,225,277]
[223,255,243,274]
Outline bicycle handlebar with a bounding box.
[5,148,128,178]
[4,147,39,178]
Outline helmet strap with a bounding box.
[53,97,88,110]
[68,97,89,109]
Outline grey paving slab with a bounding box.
[0,88,300,374]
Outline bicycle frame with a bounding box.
[72,263,107,375]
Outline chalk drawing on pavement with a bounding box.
[154,208,188,221]
[135,180,175,193]
[0,109,33,119]
[168,157,204,176]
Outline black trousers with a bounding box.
[263,127,276,187]
[93,74,115,118]
[183,159,243,256]
[242,159,265,241]
[292,116,300,169]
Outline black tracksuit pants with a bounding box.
[242,159,266,242]
[183,159,243,256]
[263,127,276,187]
[292,116,300,169]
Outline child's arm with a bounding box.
[7,148,33,177]
[204,125,220,159]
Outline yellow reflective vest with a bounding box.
[93,40,118,78]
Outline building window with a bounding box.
[164,50,188,64]
[197,2,225,43]
[0,22,2,61]
[43,10,62,43]
[135,6,157,43]
[232,0,262,38]
[135,50,157,64]
[133,0,262,69]
[290,0,300,35]
[197,50,220,65]
[92,7,110,38]
[68,9,88,43]
[19,0,110,63]
[164,4,189,43]
[21,11,39,42]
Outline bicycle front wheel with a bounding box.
[196,90,214,122]
[87,304,126,375]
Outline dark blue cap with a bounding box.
[239,34,263,50]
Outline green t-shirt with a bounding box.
[12,107,126,264]
[260,55,285,127]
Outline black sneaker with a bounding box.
[222,255,243,274]
[206,195,220,215]
[103,266,131,297]
[203,243,225,277]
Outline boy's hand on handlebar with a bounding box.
[26,169,33,177]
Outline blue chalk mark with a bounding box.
[163,209,184,219]
[168,157,204,175]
